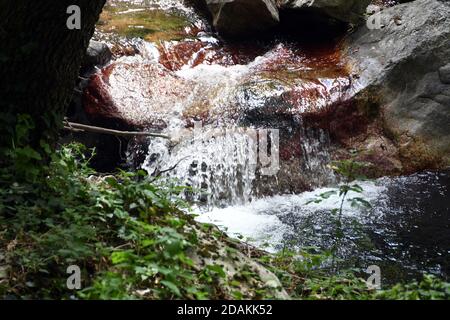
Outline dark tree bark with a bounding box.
[0,0,106,149]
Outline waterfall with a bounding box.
[103,0,346,206]
[142,125,258,207]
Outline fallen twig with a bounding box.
[63,121,170,139]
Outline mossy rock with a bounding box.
[398,136,444,173]
[97,3,193,42]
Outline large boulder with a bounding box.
[280,0,372,24]
[198,0,371,37]
[345,0,450,169]
[204,0,280,37]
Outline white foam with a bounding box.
[195,180,387,250]
[195,205,285,251]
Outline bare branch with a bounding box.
[63,121,170,139]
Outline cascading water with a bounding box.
[143,126,259,207]
[97,2,348,206]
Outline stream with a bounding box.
[88,0,450,284]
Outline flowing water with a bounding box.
[197,170,450,283]
[88,0,449,283]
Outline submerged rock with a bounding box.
[97,0,199,42]
[346,0,450,169]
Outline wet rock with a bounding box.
[157,38,268,71]
[346,0,450,168]
[109,40,141,59]
[83,60,193,128]
[234,42,350,121]
[184,0,211,18]
[158,40,207,71]
[280,0,372,24]
[81,40,112,73]
[203,0,280,37]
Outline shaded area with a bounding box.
[366,170,450,283]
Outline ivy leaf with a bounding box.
[319,190,337,199]
[161,280,181,297]
[348,197,371,208]
[349,184,363,193]
[16,146,42,160]
[206,264,226,279]
[111,251,134,265]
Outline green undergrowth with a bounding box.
[0,140,272,299]
[0,115,449,300]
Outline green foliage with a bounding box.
[376,275,450,300]
[1,141,105,298]
[0,117,225,299]
[260,248,371,299]
[0,140,231,299]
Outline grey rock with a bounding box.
[439,63,450,84]
[199,0,371,37]
[204,0,279,37]
[346,0,450,162]
[82,40,112,72]
[280,0,372,24]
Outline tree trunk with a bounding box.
[0,0,106,149]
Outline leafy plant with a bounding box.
[305,155,372,272]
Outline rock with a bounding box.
[82,40,112,73]
[83,60,194,128]
[203,0,280,37]
[189,223,290,299]
[280,0,372,24]
[345,0,450,168]
[230,43,351,194]
[183,0,211,18]
[439,63,450,85]
[199,0,371,38]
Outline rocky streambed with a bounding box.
[66,0,450,283]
